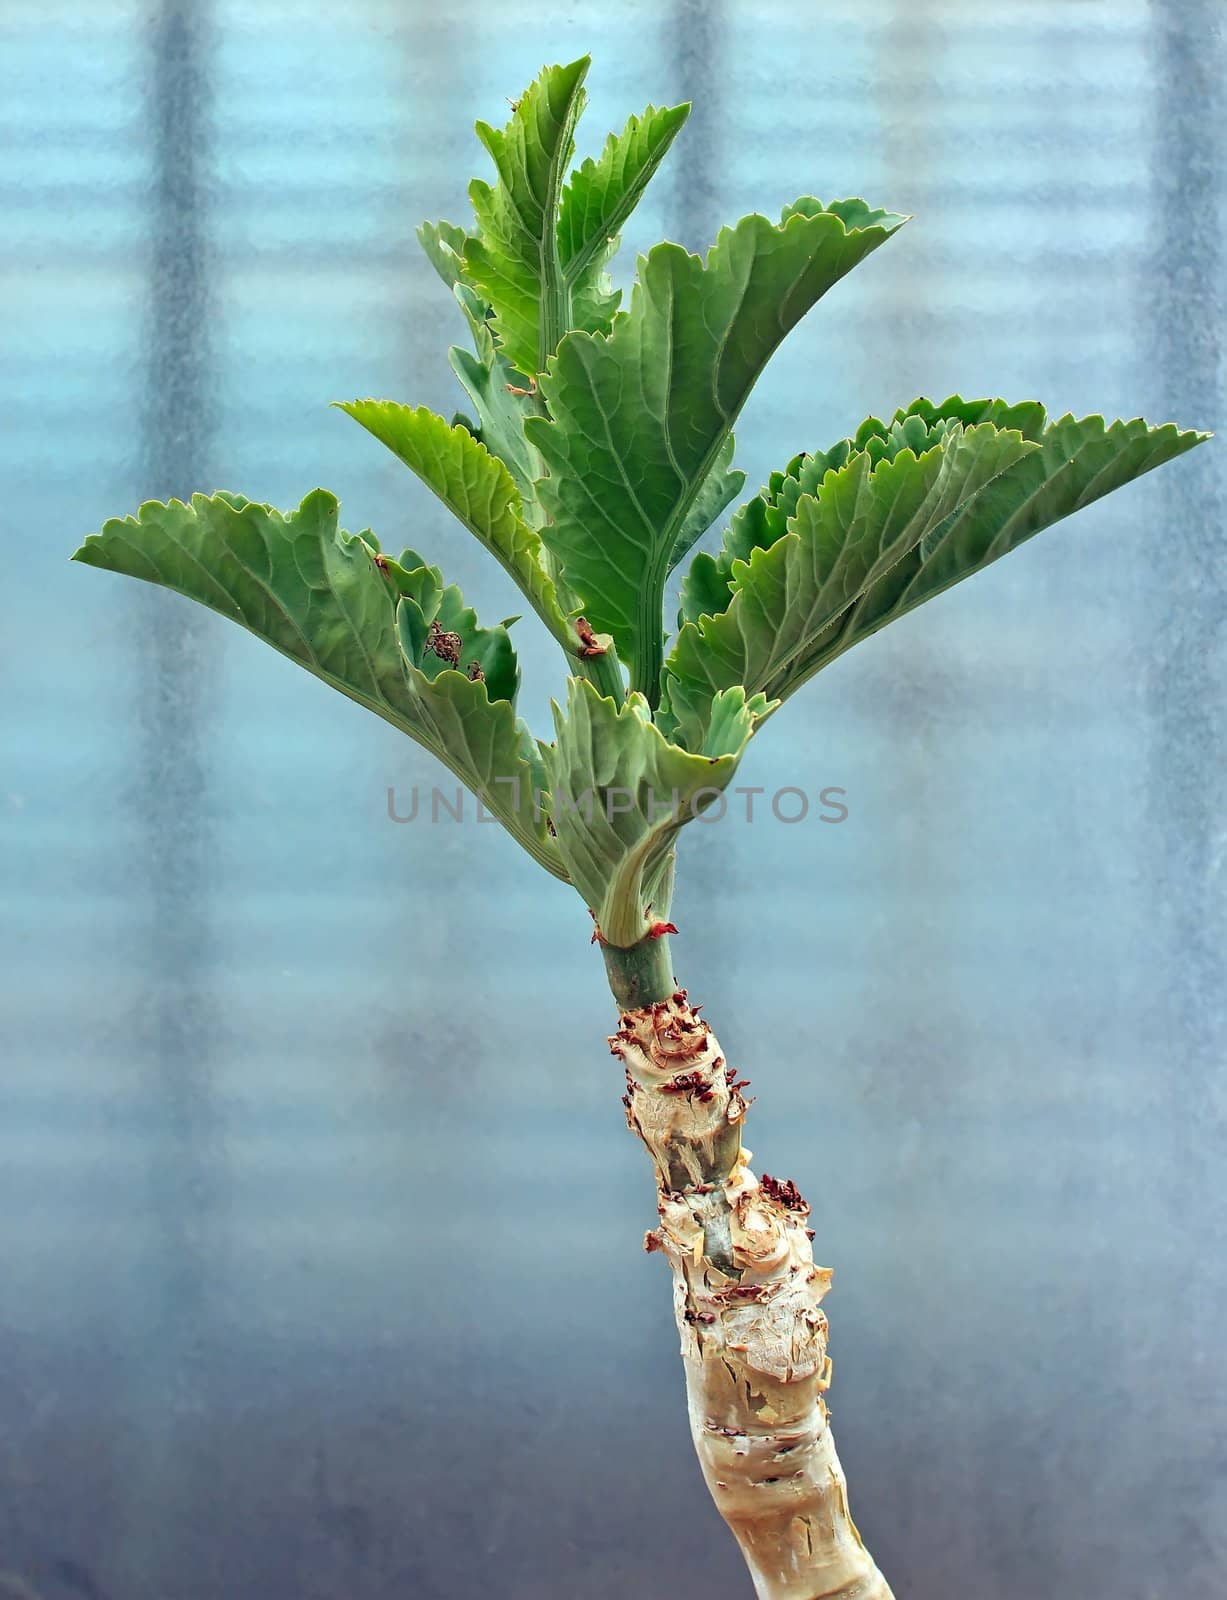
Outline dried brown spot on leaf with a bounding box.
[425,619,463,666]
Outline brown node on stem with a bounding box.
[683,1306,717,1325]
[659,1069,711,1102]
[608,1012,635,1055]
[614,991,711,1075]
[711,1279,780,1306]
[727,1089,753,1123]
[574,616,607,658]
[760,1173,811,1216]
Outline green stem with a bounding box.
[578,641,627,704]
[601,932,676,1010]
[629,597,665,708]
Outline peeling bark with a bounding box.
[611,991,894,1600]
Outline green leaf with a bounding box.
[525,198,907,702]
[795,409,1211,682]
[72,490,562,875]
[385,552,443,659]
[395,563,521,706]
[665,418,1036,746]
[355,538,526,705]
[335,400,571,649]
[676,400,1049,628]
[463,56,591,376]
[417,218,469,290]
[679,442,853,625]
[668,435,746,571]
[558,100,691,340]
[448,346,540,496]
[544,679,762,946]
[448,283,540,495]
[875,393,1049,442]
[665,402,1210,746]
[677,549,738,630]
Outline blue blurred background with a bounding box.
[2,3,1224,1597]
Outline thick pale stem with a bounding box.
[609,985,894,1600]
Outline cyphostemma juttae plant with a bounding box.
[74,57,1209,1598]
